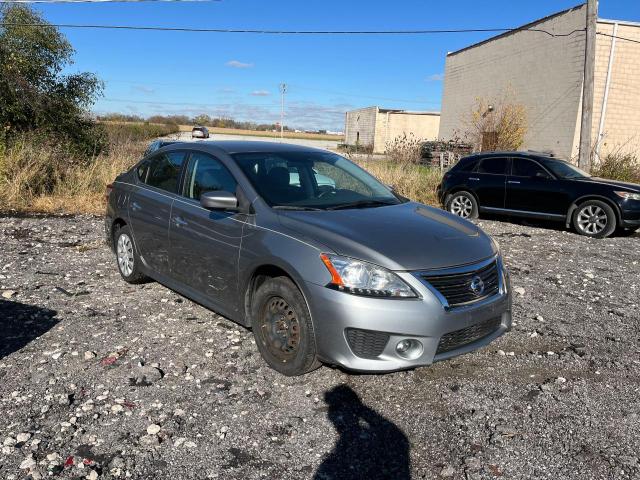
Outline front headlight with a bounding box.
[320,254,417,298]
[615,191,640,201]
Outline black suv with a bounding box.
[438,151,640,238]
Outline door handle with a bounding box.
[468,177,480,181]
[131,201,142,211]
[173,216,188,227]
[507,180,521,184]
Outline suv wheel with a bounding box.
[572,200,617,238]
[114,225,148,284]
[446,191,478,219]
[251,276,321,376]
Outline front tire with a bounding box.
[251,276,321,376]
[446,191,479,219]
[114,225,149,284]
[572,200,616,238]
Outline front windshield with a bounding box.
[233,151,402,210]
[543,159,591,179]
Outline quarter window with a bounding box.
[183,152,237,200]
[512,158,550,178]
[477,157,508,175]
[144,152,186,193]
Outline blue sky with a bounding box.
[29,0,640,130]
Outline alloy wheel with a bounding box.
[117,233,135,277]
[576,205,608,235]
[260,296,300,362]
[450,195,473,218]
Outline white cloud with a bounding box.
[226,60,254,69]
[131,85,155,94]
[426,73,444,82]
[250,90,271,97]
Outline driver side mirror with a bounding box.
[535,171,551,180]
[200,190,238,210]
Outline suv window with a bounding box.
[512,158,551,178]
[477,157,508,175]
[144,152,186,192]
[183,152,237,200]
[453,157,479,173]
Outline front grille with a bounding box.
[421,260,500,307]
[436,317,502,355]
[345,328,390,359]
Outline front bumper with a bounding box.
[305,258,512,372]
[620,198,640,227]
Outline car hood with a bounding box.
[575,177,640,191]
[276,202,497,271]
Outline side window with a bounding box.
[477,157,508,175]
[512,158,551,178]
[454,157,479,173]
[145,152,185,193]
[183,152,237,200]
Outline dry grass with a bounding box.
[1,133,441,215]
[177,125,343,141]
[0,136,143,215]
[353,158,442,207]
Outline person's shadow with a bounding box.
[314,385,410,480]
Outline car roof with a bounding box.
[162,140,329,156]
[466,150,557,159]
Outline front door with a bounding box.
[506,157,568,216]
[169,151,245,313]
[471,157,509,209]
[128,150,186,276]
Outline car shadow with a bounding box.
[314,385,410,480]
[478,212,569,233]
[0,299,58,360]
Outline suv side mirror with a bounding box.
[200,190,238,210]
[535,171,551,180]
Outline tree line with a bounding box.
[97,113,292,132]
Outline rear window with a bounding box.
[143,151,186,193]
[477,157,509,175]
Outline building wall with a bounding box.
[344,107,378,148]
[592,21,640,158]
[373,112,440,153]
[439,5,587,159]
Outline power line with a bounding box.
[597,31,640,45]
[0,21,586,37]
[0,0,216,3]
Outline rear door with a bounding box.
[506,157,568,216]
[128,150,186,277]
[471,157,509,209]
[169,151,245,313]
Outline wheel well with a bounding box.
[243,265,294,324]
[110,218,127,248]
[567,196,621,227]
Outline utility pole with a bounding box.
[279,83,287,141]
[579,0,598,171]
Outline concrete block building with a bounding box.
[438,4,640,160]
[344,106,440,153]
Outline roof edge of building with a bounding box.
[446,3,585,57]
[598,18,640,28]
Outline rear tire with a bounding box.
[251,276,321,376]
[446,191,479,219]
[572,200,616,238]
[114,225,149,284]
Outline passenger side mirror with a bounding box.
[200,190,238,210]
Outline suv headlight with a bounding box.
[615,191,640,201]
[320,254,417,298]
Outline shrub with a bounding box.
[592,153,640,183]
[385,133,423,164]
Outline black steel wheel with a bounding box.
[251,276,320,376]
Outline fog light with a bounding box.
[395,339,423,359]
[396,340,412,353]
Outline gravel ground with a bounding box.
[0,214,639,480]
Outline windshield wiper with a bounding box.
[272,205,324,211]
[326,200,397,210]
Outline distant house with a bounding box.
[439,4,640,160]
[344,106,440,153]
